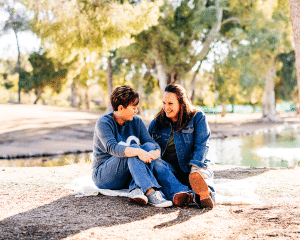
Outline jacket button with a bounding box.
[180,150,182,152]
[176,134,179,136]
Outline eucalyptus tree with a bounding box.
[221,0,293,121]
[1,0,30,103]
[24,0,161,110]
[117,44,155,113]
[27,51,68,104]
[289,0,300,113]
[125,0,241,95]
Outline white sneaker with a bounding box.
[128,188,148,205]
[147,191,172,208]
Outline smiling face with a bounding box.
[162,92,181,122]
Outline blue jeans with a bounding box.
[152,159,216,203]
[92,143,161,193]
[151,159,191,201]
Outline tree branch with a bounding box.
[149,69,159,80]
[194,0,223,63]
[221,17,240,26]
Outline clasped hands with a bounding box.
[124,147,160,164]
[137,149,160,163]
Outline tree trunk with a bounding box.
[85,86,90,111]
[221,102,226,117]
[154,57,167,95]
[150,0,224,97]
[137,77,144,116]
[70,82,78,108]
[106,57,113,113]
[261,58,282,122]
[190,61,202,103]
[289,0,300,114]
[193,0,223,65]
[170,72,176,84]
[14,30,21,103]
[34,90,43,104]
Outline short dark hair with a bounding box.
[110,85,139,111]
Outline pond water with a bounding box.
[1,129,299,168]
[207,129,300,168]
[0,152,93,167]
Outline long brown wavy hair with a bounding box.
[155,84,197,131]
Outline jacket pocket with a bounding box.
[182,127,194,133]
[181,127,194,144]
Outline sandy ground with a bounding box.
[1,104,300,239]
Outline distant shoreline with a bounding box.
[0,104,299,159]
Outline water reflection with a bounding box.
[208,129,300,168]
[0,152,92,167]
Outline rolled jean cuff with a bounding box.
[189,161,208,169]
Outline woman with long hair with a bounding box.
[149,84,215,209]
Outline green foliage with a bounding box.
[4,81,14,90]
[1,0,32,102]
[27,0,161,54]
[198,8,217,25]
[14,0,294,110]
[2,73,8,80]
[18,68,31,92]
[239,69,259,90]
[276,51,297,100]
[130,0,211,82]
[218,0,294,113]
[2,71,14,90]
[28,52,68,94]
[144,73,159,95]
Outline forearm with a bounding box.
[124,147,143,158]
[124,146,158,163]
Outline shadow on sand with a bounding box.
[0,193,209,239]
[0,167,271,239]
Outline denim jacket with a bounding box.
[148,111,211,173]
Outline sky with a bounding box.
[0,4,41,60]
[0,30,41,60]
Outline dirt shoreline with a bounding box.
[1,104,300,239]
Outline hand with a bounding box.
[137,149,155,163]
[148,149,160,160]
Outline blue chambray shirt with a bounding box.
[148,111,211,173]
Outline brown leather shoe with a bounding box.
[189,168,214,209]
[173,192,193,207]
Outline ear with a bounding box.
[117,105,124,112]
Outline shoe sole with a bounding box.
[130,197,148,205]
[173,192,191,207]
[149,201,173,208]
[189,171,214,209]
